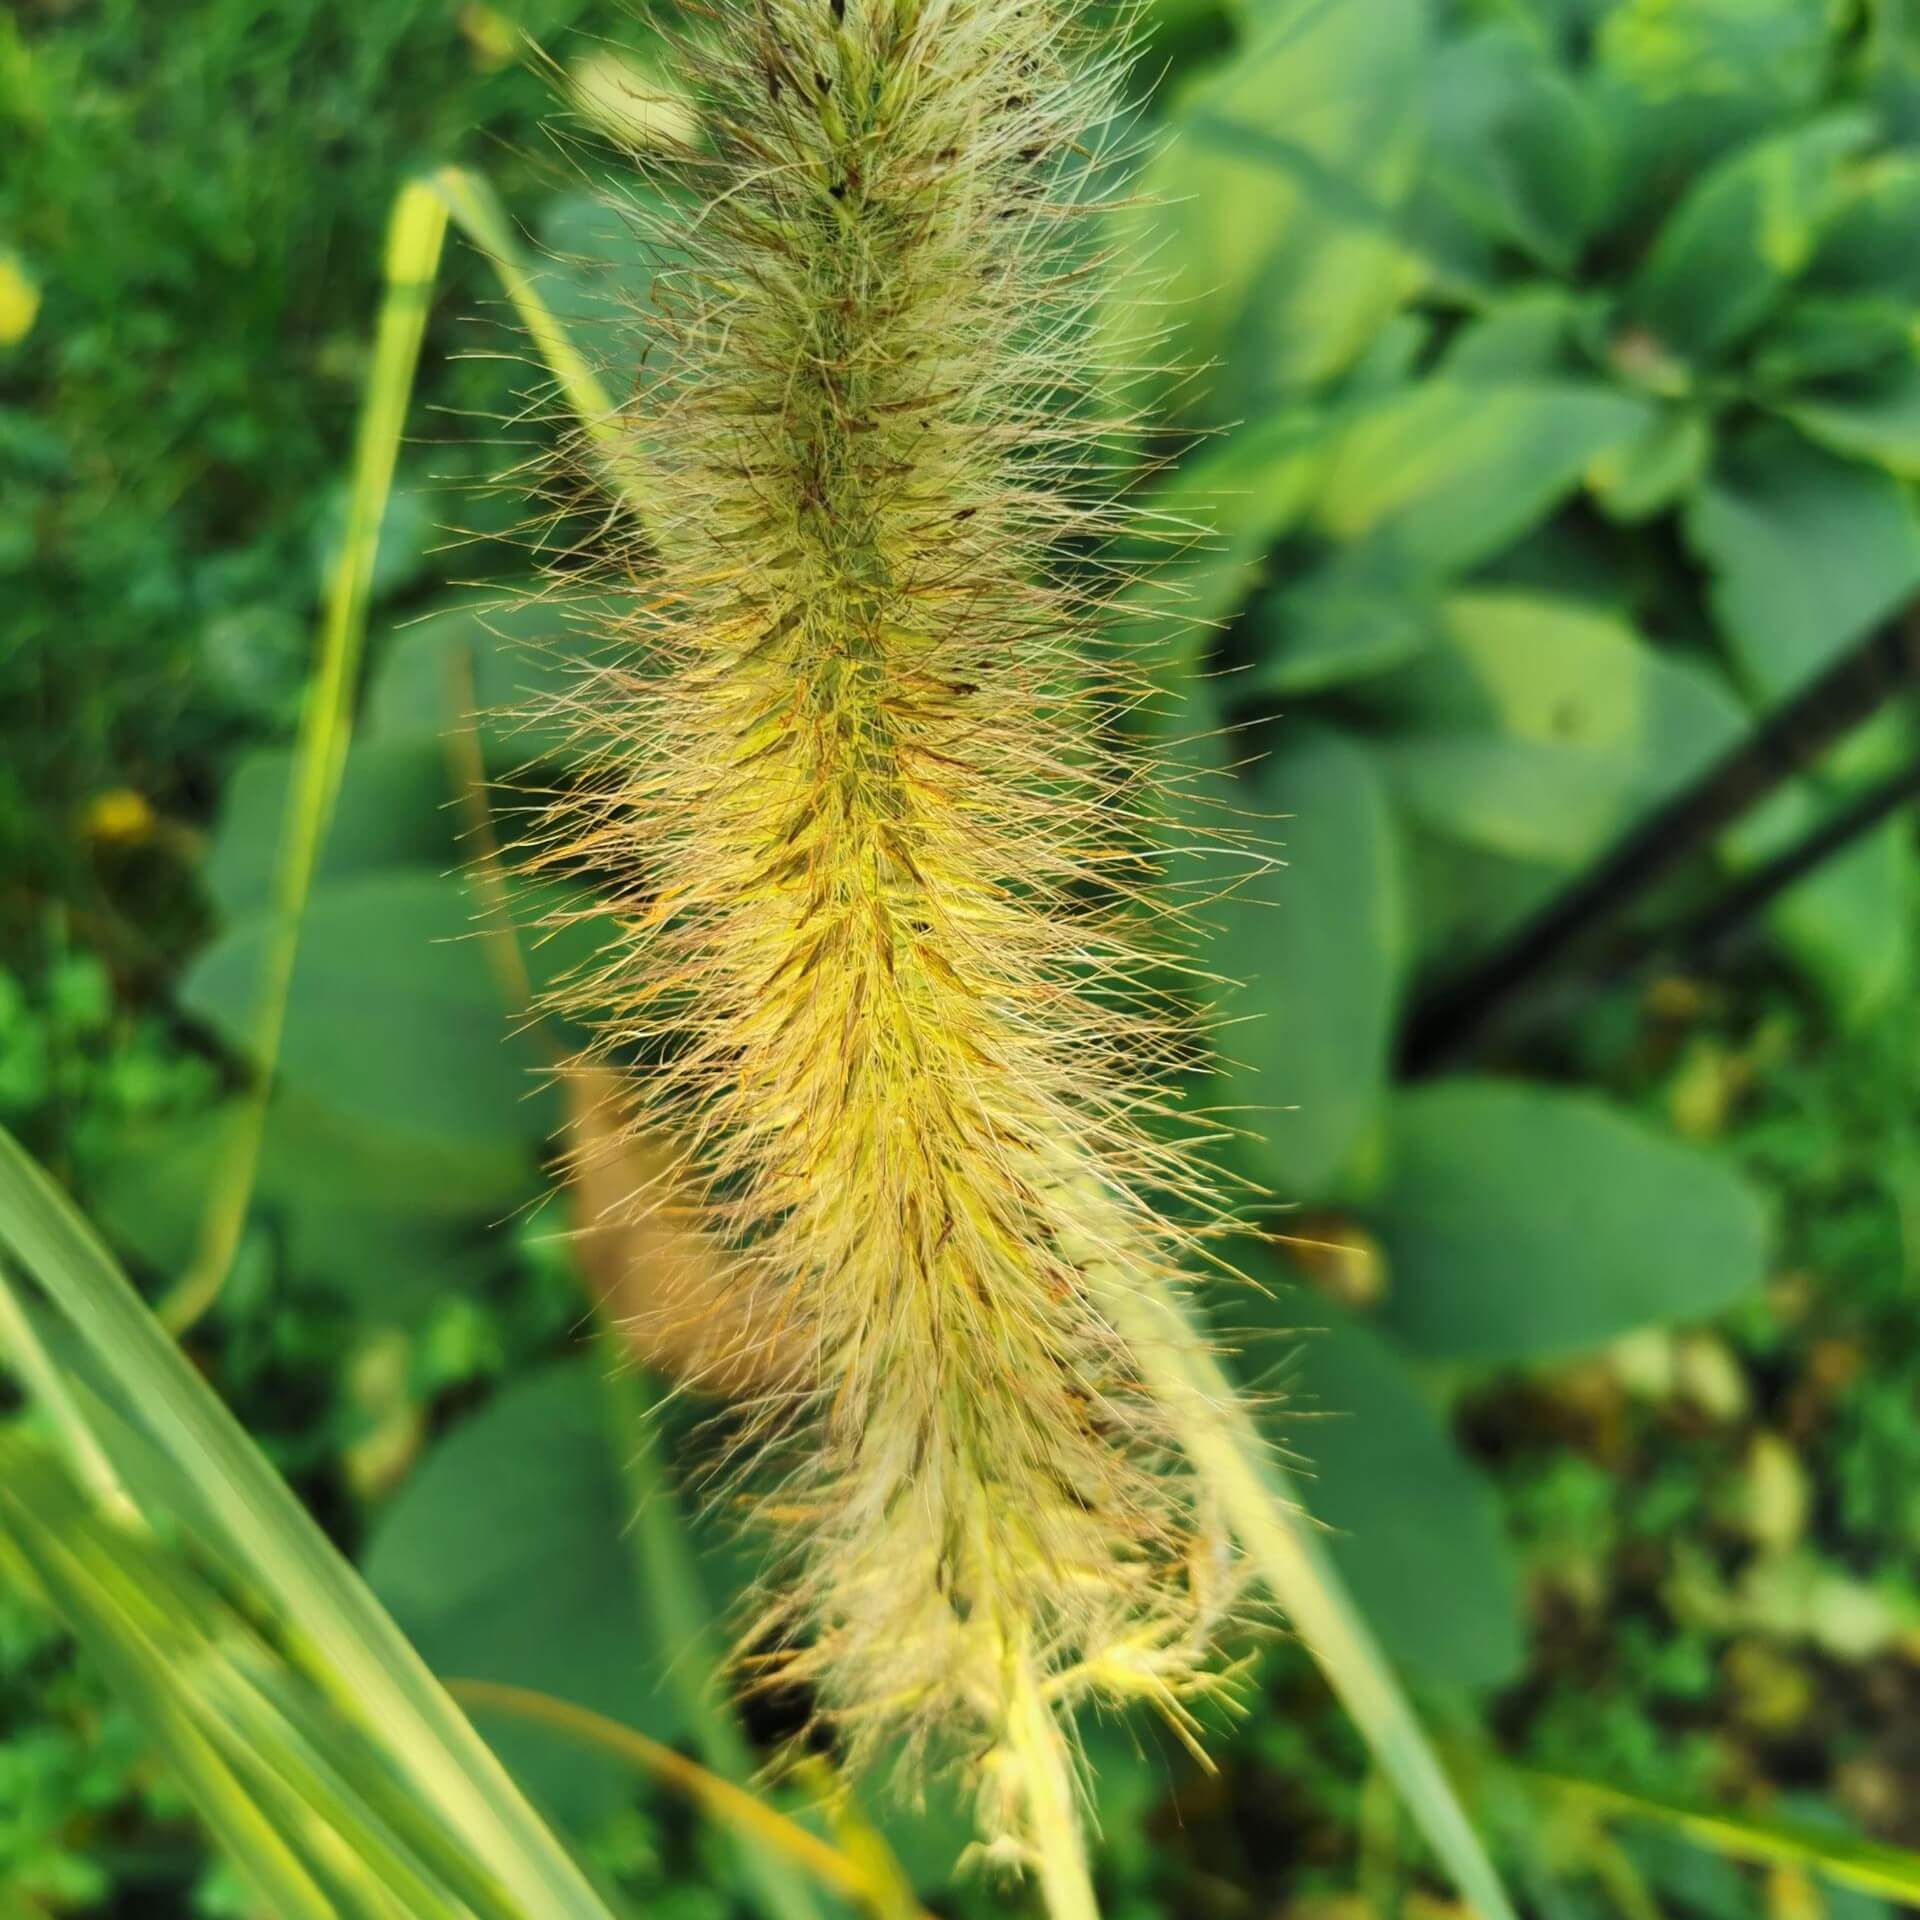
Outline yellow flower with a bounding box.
[0,253,40,349]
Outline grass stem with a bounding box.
[427,167,662,529]
[162,178,452,1334]
[1005,1649,1100,1920]
[1100,1274,1519,1920]
[601,1353,829,1920]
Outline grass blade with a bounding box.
[605,1355,833,1920]
[164,176,452,1333]
[1005,1646,1102,1920]
[1530,1768,1920,1906]
[163,161,649,1337]
[0,1254,131,1516]
[453,1679,938,1920]
[0,1438,363,1920]
[0,1125,618,1919]
[1102,1274,1519,1920]
[426,166,662,528]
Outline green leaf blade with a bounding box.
[1363,1080,1771,1363]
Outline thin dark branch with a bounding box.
[1401,610,1920,1075]
[1671,756,1920,965]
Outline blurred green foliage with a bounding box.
[7,0,1920,1912]
[0,0,596,971]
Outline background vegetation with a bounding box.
[6,0,1920,1913]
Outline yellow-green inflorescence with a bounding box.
[544,0,1246,1871]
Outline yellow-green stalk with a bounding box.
[541,0,1242,1869]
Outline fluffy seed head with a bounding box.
[534,0,1247,1862]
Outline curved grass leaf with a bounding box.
[0,1125,618,1918]
[163,178,453,1332]
[1102,1273,1519,1920]
[0,1433,518,1918]
[1530,1769,1920,1906]
[452,1681,925,1920]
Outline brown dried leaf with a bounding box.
[562,1067,793,1397]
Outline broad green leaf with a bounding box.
[368,588,614,772]
[1591,0,1839,226]
[1781,827,1914,1027]
[1723,696,1916,1031]
[1735,788,1915,1027]
[1159,407,1328,546]
[1751,297,1917,389]
[1863,16,1920,150]
[1129,408,1329,676]
[1396,176,1500,310]
[1474,517,1644,612]
[1594,0,1832,108]
[1199,723,1404,1200]
[1381,586,1743,746]
[1684,427,1920,696]
[1783,357,1920,478]
[179,870,556,1150]
[1375,735,1636,866]
[1312,382,1650,575]
[1427,29,1608,272]
[533,188,669,378]
[204,741,462,920]
[311,473,442,606]
[91,1096,534,1318]
[198,605,311,725]
[1589,408,1712,522]
[1126,0,1428,421]
[1341,312,1434,397]
[362,1361,690,1826]
[1357,590,1746,865]
[1396,824,1565,976]
[429,167,661,531]
[1249,547,1436,695]
[1228,1282,1524,1690]
[1807,151,1920,304]
[1628,115,1873,364]
[1364,1080,1770,1362]
[1441,287,1582,381]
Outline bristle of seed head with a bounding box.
[530,0,1249,1870]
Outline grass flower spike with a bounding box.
[544,0,1245,1872]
